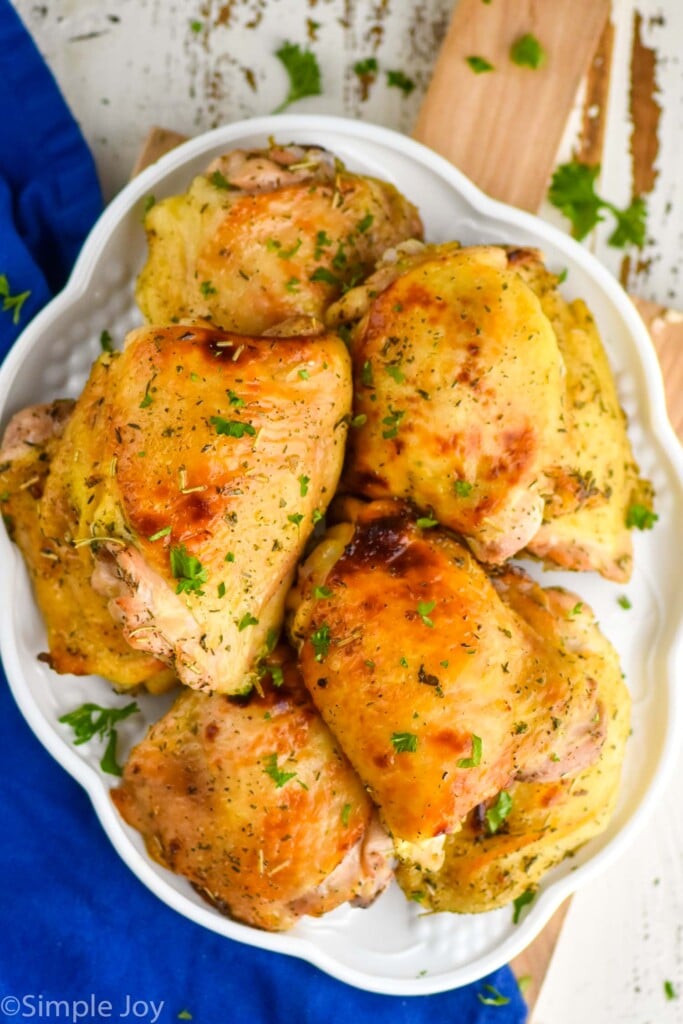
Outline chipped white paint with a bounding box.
[9,0,683,1019]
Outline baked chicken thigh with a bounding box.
[287,499,606,867]
[50,322,351,694]
[113,647,393,931]
[136,144,423,335]
[396,568,630,912]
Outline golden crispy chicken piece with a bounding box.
[136,144,423,336]
[287,499,605,867]
[0,401,173,691]
[49,323,351,694]
[330,244,567,564]
[507,248,652,581]
[112,647,393,932]
[396,568,630,912]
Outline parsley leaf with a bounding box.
[0,274,31,325]
[417,599,436,627]
[382,407,405,439]
[313,585,333,600]
[210,416,256,438]
[454,479,473,497]
[485,790,513,833]
[664,980,677,1001]
[148,525,171,542]
[310,266,340,286]
[170,544,208,595]
[386,69,416,95]
[200,280,217,296]
[626,503,658,530]
[617,595,632,610]
[466,55,495,74]
[58,702,139,777]
[548,162,648,246]
[510,33,546,70]
[457,734,482,768]
[354,57,378,77]
[341,803,352,826]
[238,612,259,631]
[391,731,418,753]
[263,752,297,788]
[298,474,310,496]
[512,887,536,924]
[310,623,331,662]
[209,169,236,191]
[416,517,438,529]
[100,329,114,353]
[477,984,510,1007]
[274,41,322,113]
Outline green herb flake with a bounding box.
[278,238,302,260]
[177,1013,193,1022]
[189,19,203,33]
[664,980,677,1001]
[298,474,310,497]
[485,790,513,833]
[312,508,324,524]
[416,517,438,529]
[361,360,375,388]
[58,702,139,777]
[227,389,245,408]
[217,581,226,599]
[310,266,340,286]
[517,975,532,996]
[617,594,632,610]
[0,274,31,325]
[466,55,495,74]
[200,280,217,296]
[512,887,536,924]
[569,602,583,617]
[288,512,304,528]
[148,525,171,542]
[209,169,236,191]
[626,502,658,530]
[270,664,284,687]
[385,363,405,384]
[225,552,235,563]
[170,544,208,595]
[417,599,436,627]
[357,212,374,233]
[143,195,156,214]
[453,479,473,497]
[391,731,418,753]
[548,161,647,246]
[210,416,256,438]
[457,734,483,768]
[274,41,323,113]
[298,368,310,380]
[284,276,301,293]
[382,407,405,439]
[510,33,546,70]
[386,69,416,94]
[354,57,378,77]
[238,612,259,632]
[310,623,331,662]
[100,329,114,352]
[314,585,333,600]
[263,752,297,788]
[350,413,367,428]
[477,984,510,1007]
[341,802,352,826]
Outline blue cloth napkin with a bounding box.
[0,3,528,1020]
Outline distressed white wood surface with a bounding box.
[10,1,683,1020]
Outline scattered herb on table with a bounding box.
[477,983,511,1007]
[386,70,416,95]
[548,162,647,247]
[466,55,495,74]
[617,595,632,610]
[510,33,546,70]
[274,41,322,113]
[59,702,139,777]
[664,980,678,1001]
[0,274,31,325]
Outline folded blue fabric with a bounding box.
[0,2,528,1020]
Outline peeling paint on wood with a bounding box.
[576,18,615,165]
[629,10,662,197]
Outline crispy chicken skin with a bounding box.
[507,248,651,582]
[0,400,173,690]
[57,323,350,694]
[396,568,630,912]
[332,244,567,564]
[136,144,423,336]
[287,499,605,863]
[112,647,393,932]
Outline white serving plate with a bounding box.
[1,115,682,996]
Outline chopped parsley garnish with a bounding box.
[284,276,300,293]
[210,416,256,438]
[200,280,217,296]
[273,41,323,113]
[386,69,415,94]
[416,517,438,529]
[189,19,203,33]
[225,552,235,562]
[510,33,546,70]
[391,731,418,753]
[453,479,473,497]
[512,887,536,924]
[457,734,482,768]
[209,169,236,191]
[0,273,31,325]
[263,752,297,788]
[664,980,677,1001]
[626,502,658,530]
[278,238,302,259]
[361,360,375,388]
[311,508,324,524]
[382,407,405,439]
[238,612,259,631]
[270,664,284,687]
[298,368,310,380]
[617,594,632,610]
[227,389,245,408]
[143,194,156,213]
[148,525,171,542]
[177,1012,193,1021]
[548,161,647,246]
[310,623,331,662]
[417,599,436,627]
[217,581,226,598]
[313,585,332,599]
[477,984,510,1007]
[170,544,208,595]
[569,602,583,617]
[310,266,340,286]
[350,413,367,428]
[58,702,139,777]
[357,212,374,233]
[341,803,352,826]
[354,57,378,77]
[100,329,114,352]
[466,55,495,74]
[485,790,513,833]
[139,378,154,409]
[298,474,310,496]
[287,512,304,528]
[385,363,405,383]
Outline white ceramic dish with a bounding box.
[1,115,682,996]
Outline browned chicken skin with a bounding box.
[56,323,352,694]
[287,499,605,864]
[136,144,423,335]
[113,647,393,931]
